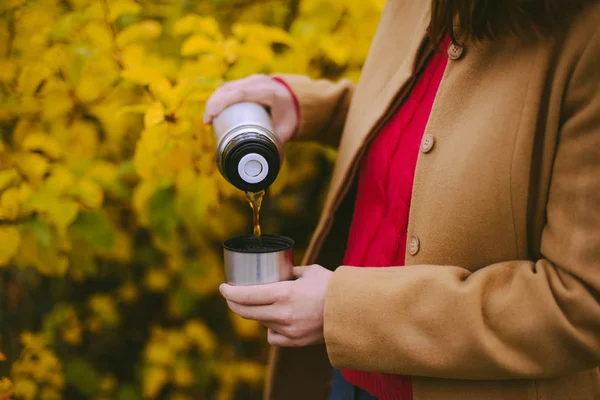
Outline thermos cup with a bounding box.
[222,235,294,286]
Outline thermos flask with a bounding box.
[212,102,284,192]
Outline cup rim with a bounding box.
[222,234,295,254]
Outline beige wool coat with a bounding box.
[267,1,600,399]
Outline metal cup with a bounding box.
[222,235,294,286]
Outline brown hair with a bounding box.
[427,0,593,47]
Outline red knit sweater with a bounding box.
[340,46,448,399]
[274,40,449,400]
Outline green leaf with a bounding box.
[195,358,216,390]
[23,218,52,248]
[148,186,178,239]
[69,211,116,251]
[171,287,195,318]
[117,384,141,400]
[65,358,100,397]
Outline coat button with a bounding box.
[448,43,464,60]
[420,134,435,153]
[408,236,420,256]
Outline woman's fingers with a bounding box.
[267,328,296,347]
[204,75,276,123]
[219,282,288,305]
[203,74,298,144]
[226,300,280,322]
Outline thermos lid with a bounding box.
[223,138,280,192]
[238,153,269,184]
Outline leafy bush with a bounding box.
[0,0,382,398]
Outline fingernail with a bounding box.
[219,284,228,297]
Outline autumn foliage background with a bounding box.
[0,0,382,398]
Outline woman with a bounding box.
[204,1,600,399]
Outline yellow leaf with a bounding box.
[121,66,166,86]
[99,229,131,262]
[150,79,181,111]
[75,56,120,103]
[165,331,188,351]
[133,125,168,178]
[184,260,223,297]
[233,23,294,46]
[0,59,17,83]
[98,375,117,393]
[173,15,222,39]
[116,20,162,48]
[83,22,112,50]
[43,45,67,73]
[183,320,216,354]
[13,378,37,400]
[230,313,263,339]
[181,35,218,56]
[121,44,146,68]
[117,281,139,304]
[0,187,21,220]
[108,1,142,22]
[144,268,170,292]
[158,146,192,177]
[45,166,74,193]
[1,0,24,11]
[144,101,165,128]
[22,133,63,160]
[18,183,33,203]
[235,361,265,385]
[42,92,74,120]
[87,161,118,187]
[70,179,104,209]
[16,153,49,183]
[0,168,20,192]
[173,364,194,387]
[61,321,82,345]
[46,199,79,232]
[117,104,147,116]
[175,172,217,224]
[178,58,226,83]
[47,373,64,391]
[142,367,168,399]
[320,35,350,65]
[88,295,119,326]
[0,352,6,361]
[0,226,20,266]
[132,181,156,226]
[67,120,98,158]
[223,38,240,64]
[18,64,52,96]
[168,117,191,137]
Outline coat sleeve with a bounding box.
[323,29,600,380]
[271,73,354,148]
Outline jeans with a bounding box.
[328,369,378,400]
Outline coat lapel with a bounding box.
[304,0,432,262]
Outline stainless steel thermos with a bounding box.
[212,102,284,192]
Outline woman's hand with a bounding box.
[203,74,299,146]
[220,265,333,347]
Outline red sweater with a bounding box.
[274,39,449,400]
[340,46,448,399]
